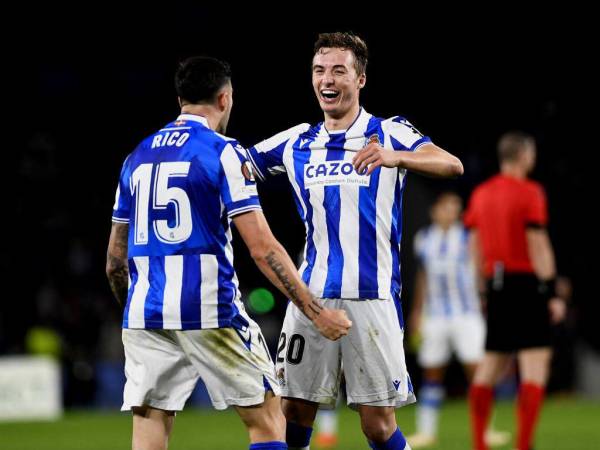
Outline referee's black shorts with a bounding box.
[485,273,551,352]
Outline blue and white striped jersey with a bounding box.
[414,223,481,316]
[246,108,431,300]
[112,114,260,330]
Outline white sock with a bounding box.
[316,410,338,435]
[416,383,445,436]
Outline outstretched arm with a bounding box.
[353,142,463,178]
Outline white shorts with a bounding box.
[276,297,415,410]
[417,314,485,368]
[122,320,279,412]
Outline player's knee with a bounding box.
[360,417,396,443]
[282,399,317,427]
[282,401,301,423]
[267,415,286,441]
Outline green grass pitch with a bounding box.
[0,397,598,449]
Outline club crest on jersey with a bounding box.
[365,134,381,146]
[241,161,256,182]
[277,368,286,387]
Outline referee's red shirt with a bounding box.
[464,174,548,278]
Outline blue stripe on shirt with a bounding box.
[358,117,383,297]
[123,259,138,328]
[292,141,316,287]
[180,254,201,329]
[145,256,165,328]
[322,141,344,297]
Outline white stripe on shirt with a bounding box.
[200,254,220,328]
[162,255,183,328]
[128,257,149,328]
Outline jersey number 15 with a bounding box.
[130,162,192,245]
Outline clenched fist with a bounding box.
[313,308,352,341]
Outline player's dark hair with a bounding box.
[497,131,535,162]
[314,32,368,75]
[175,56,232,105]
[435,191,462,206]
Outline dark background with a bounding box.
[2,9,596,405]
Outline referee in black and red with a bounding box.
[464,131,565,450]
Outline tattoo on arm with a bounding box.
[107,223,129,307]
[107,255,129,307]
[265,251,322,317]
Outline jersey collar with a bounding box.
[176,114,209,128]
[322,107,364,135]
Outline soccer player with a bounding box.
[406,192,508,448]
[465,131,566,450]
[105,56,351,450]
[245,33,463,450]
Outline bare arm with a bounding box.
[527,227,566,323]
[352,142,464,178]
[233,210,351,339]
[106,222,129,307]
[526,228,557,280]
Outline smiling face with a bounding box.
[312,47,366,119]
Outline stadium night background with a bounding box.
[2,10,597,450]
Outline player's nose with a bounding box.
[322,72,334,85]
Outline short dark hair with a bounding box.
[314,32,368,75]
[435,191,462,206]
[497,131,535,162]
[175,56,231,105]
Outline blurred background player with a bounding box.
[106,56,351,450]
[246,32,463,450]
[465,131,566,450]
[314,405,341,448]
[406,192,509,448]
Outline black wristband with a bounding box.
[538,278,556,300]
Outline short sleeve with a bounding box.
[246,123,310,180]
[525,184,548,227]
[112,157,132,223]
[383,116,432,152]
[219,142,262,218]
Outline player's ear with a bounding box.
[358,73,366,89]
[216,90,228,112]
[177,96,183,108]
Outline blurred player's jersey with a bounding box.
[247,108,431,300]
[414,223,480,317]
[112,114,261,330]
[464,174,547,277]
